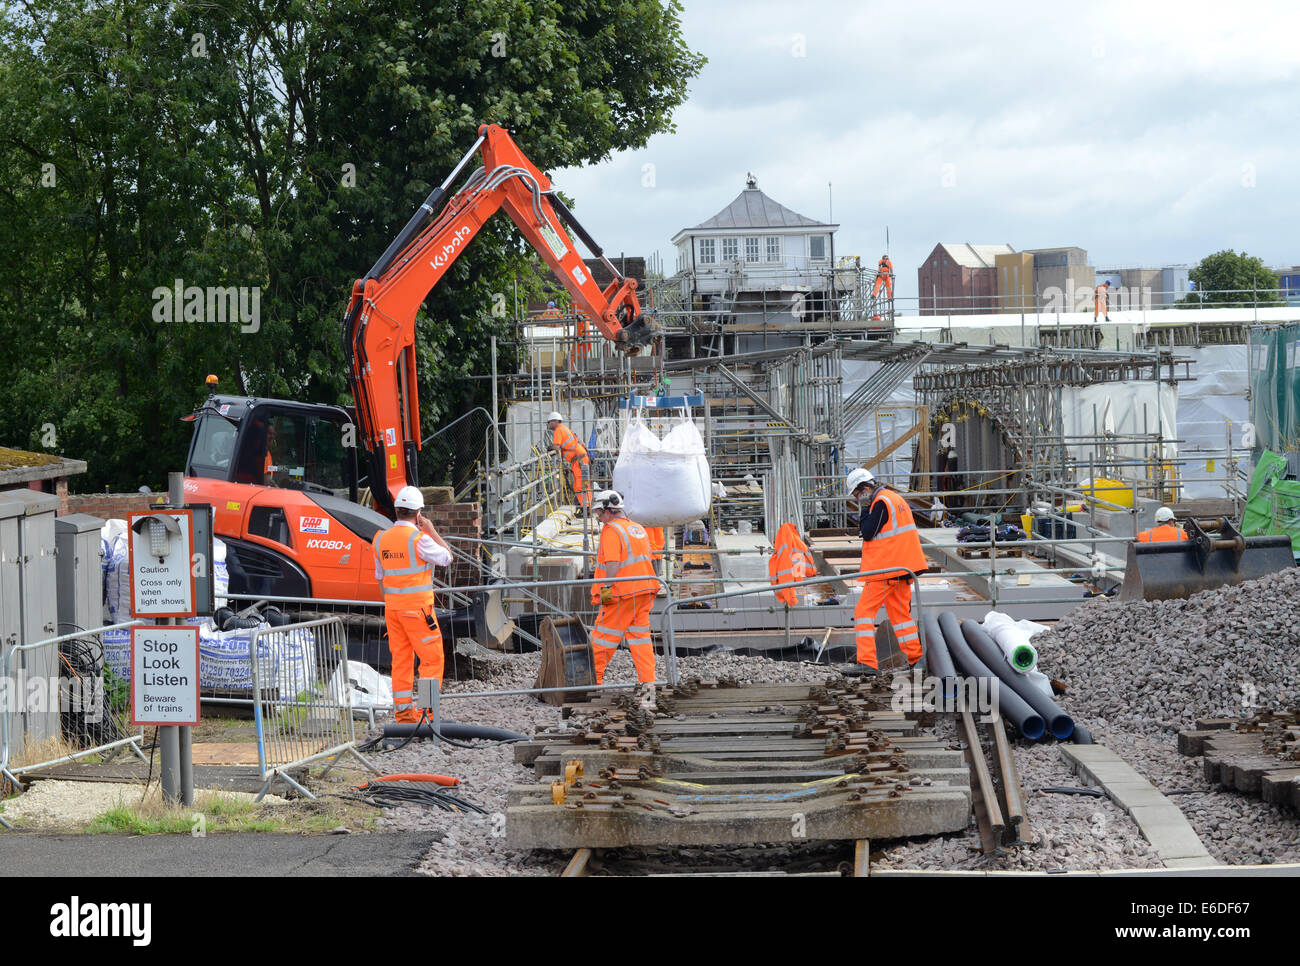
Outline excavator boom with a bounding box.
[343,123,654,516]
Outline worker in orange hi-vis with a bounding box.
[646,525,666,575]
[871,254,894,299]
[546,411,591,511]
[539,299,562,320]
[1137,506,1189,543]
[1094,280,1112,322]
[847,467,928,672]
[768,521,815,607]
[372,486,453,723]
[589,490,659,691]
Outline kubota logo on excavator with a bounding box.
[430,225,473,270]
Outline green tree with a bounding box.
[1179,250,1283,308]
[0,0,704,491]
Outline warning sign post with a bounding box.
[130,625,200,727]
[128,509,196,619]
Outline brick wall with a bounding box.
[61,491,166,520]
[424,502,483,587]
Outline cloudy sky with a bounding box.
[554,0,1300,304]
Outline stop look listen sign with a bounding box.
[131,625,200,726]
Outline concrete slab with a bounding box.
[1059,743,1218,867]
[1104,782,1179,815]
[1127,805,1217,862]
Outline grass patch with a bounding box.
[83,786,381,835]
[86,790,280,834]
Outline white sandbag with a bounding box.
[327,661,393,714]
[100,520,130,625]
[199,625,263,691]
[101,627,132,681]
[197,623,317,693]
[213,536,228,609]
[261,626,319,697]
[612,414,712,526]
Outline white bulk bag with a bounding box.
[612,412,712,526]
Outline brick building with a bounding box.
[918,243,1014,315]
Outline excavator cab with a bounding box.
[189,397,359,497]
[184,395,390,601]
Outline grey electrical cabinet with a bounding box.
[2,490,61,751]
[0,497,23,662]
[55,513,105,637]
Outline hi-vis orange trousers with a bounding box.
[590,593,656,684]
[567,457,591,507]
[853,578,921,668]
[387,606,443,723]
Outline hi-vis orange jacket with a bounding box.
[860,487,927,581]
[373,525,436,608]
[1137,524,1188,543]
[592,516,658,605]
[768,522,814,606]
[552,423,588,465]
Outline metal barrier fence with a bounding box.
[1,621,148,804]
[248,617,378,801]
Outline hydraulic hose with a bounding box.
[960,620,1074,740]
[381,722,529,743]
[938,612,1046,741]
[921,612,959,701]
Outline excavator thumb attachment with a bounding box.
[1119,517,1295,602]
[617,313,657,355]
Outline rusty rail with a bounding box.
[958,706,1005,855]
[986,708,1035,846]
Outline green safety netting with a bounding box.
[1248,325,1300,456]
[1241,449,1300,554]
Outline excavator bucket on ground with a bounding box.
[1119,517,1295,602]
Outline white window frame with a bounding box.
[744,237,761,263]
[698,238,716,265]
[721,237,739,262]
[808,235,828,261]
[766,236,782,263]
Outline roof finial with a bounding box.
[745,172,757,189]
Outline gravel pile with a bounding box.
[1085,729,1300,866]
[873,718,1163,872]
[1024,571,1300,866]
[1032,568,1300,738]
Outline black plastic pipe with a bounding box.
[937,612,1046,741]
[921,612,959,701]
[1071,724,1094,745]
[381,722,529,743]
[961,620,1074,740]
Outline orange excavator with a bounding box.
[184,124,654,601]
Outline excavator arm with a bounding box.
[342,123,655,517]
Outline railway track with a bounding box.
[507,676,971,874]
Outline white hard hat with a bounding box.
[593,489,623,510]
[546,411,563,423]
[394,485,425,511]
[1155,506,1175,523]
[846,468,875,495]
